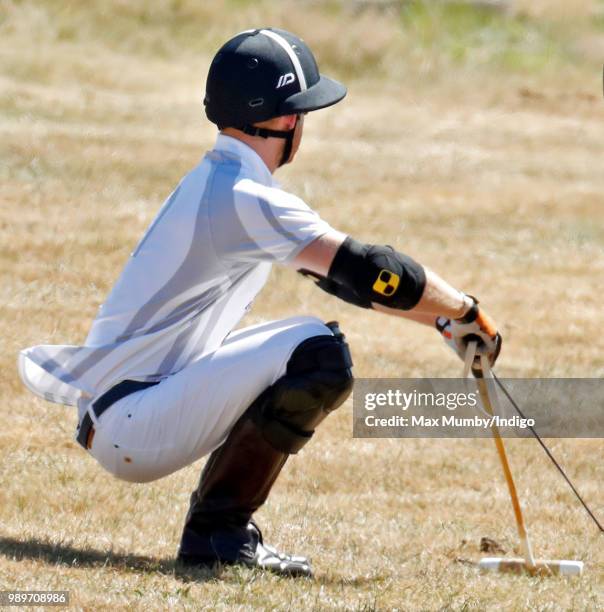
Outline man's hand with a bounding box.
[436,297,502,368]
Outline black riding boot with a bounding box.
[177,403,311,576]
[177,322,353,578]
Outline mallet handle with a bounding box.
[475,372,536,568]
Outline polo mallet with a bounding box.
[465,343,584,576]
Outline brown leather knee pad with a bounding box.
[250,321,354,454]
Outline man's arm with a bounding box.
[292,230,472,322]
[292,230,501,366]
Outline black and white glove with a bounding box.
[436,296,502,368]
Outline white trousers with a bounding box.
[88,316,332,483]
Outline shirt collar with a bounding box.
[212,133,274,186]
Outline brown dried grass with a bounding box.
[1,1,603,609]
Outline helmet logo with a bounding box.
[276,72,295,89]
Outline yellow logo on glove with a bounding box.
[373,270,400,296]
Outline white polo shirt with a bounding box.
[18,134,333,412]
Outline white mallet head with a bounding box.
[479,557,583,576]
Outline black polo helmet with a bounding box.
[204,28,347,129]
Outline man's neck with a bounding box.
[221,128,280,174]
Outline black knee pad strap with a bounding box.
[250,322,354,454]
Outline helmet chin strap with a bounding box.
[240,116,299,167]
[277,115,298,167]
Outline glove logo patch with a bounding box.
[373,270,400,296]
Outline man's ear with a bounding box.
[279,114,298,130]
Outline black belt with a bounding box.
[76,380,160,450]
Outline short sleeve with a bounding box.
[210,178,333,264]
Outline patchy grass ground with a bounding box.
[1,1,603,609]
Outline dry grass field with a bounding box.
[1,1,603,609]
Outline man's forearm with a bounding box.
[410,268,473,319]
[372,269,471,324]
[294,233,472,321]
